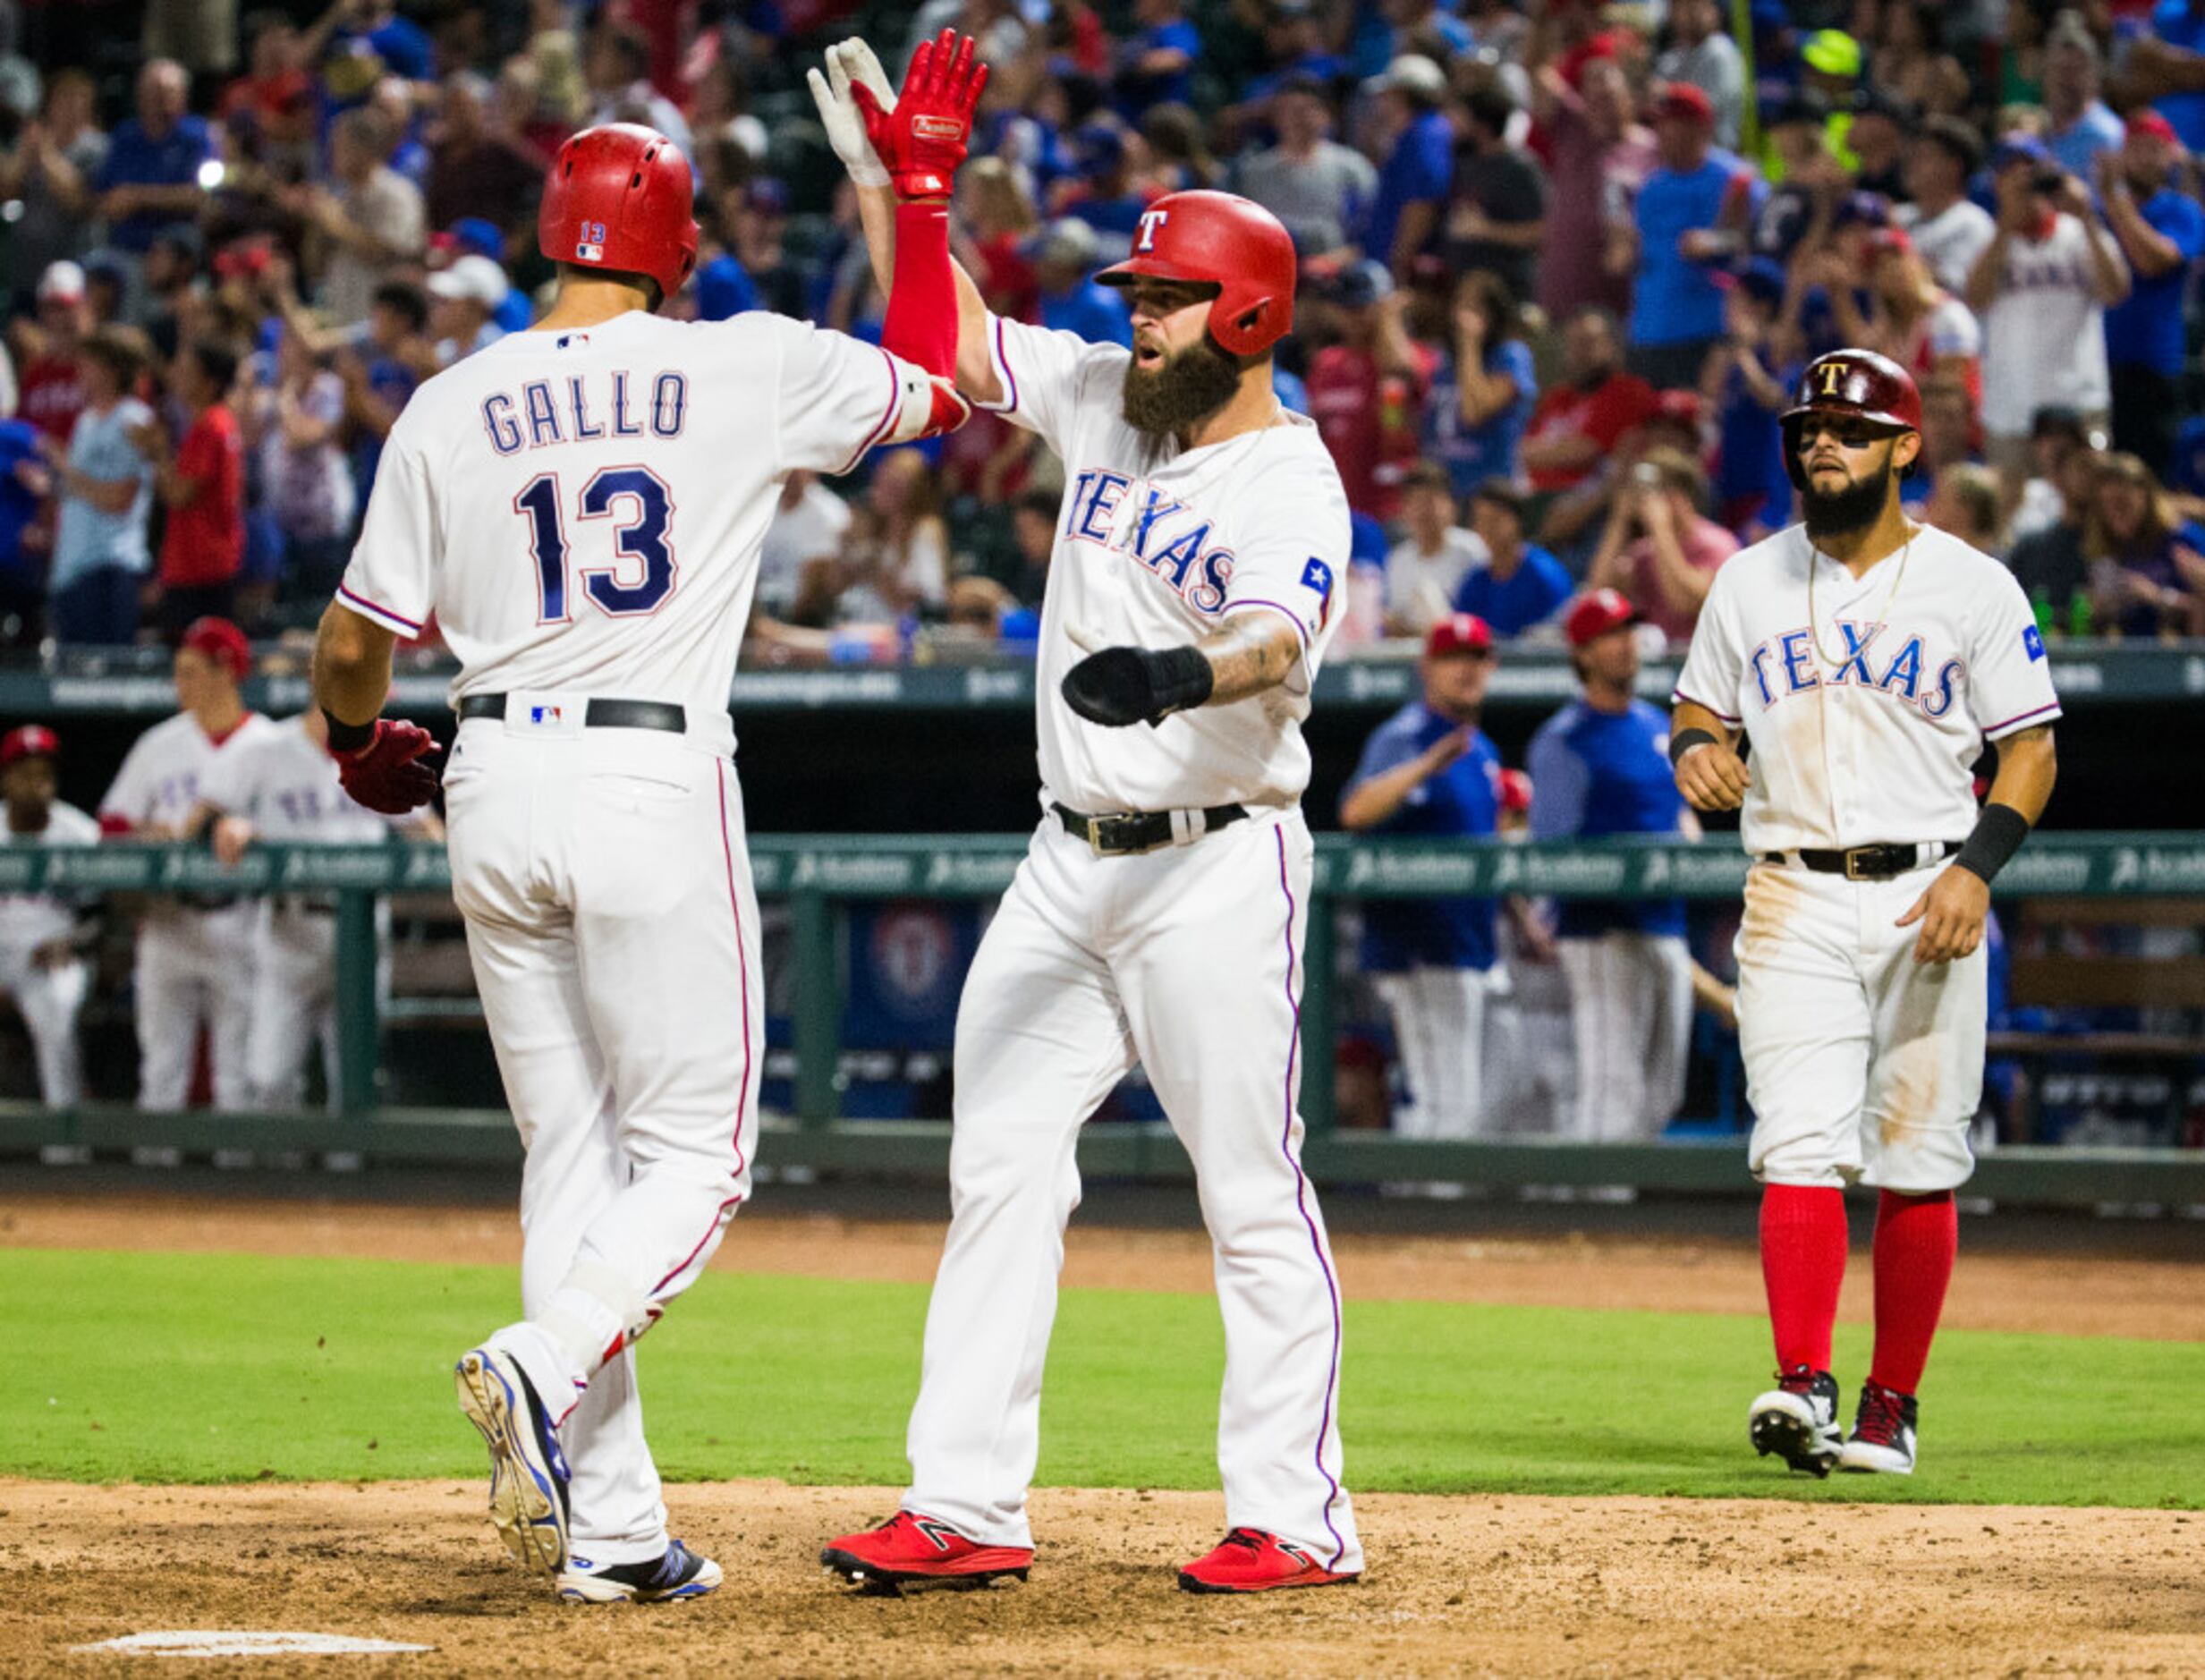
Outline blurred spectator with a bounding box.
[2127,2,2205,152]
[427,254,510,362]
[92,61,215,263]
[1530,589,1692,1143]
[305,0,434,116]
[696,180,805,323]
[44,327,155,645]
[1701,259,1794,541]
[1895,115,1996,294]
[2099,113,2205,477]
[759,469,852,625]
[1924,462,2009,556]
[142,338,246,632]
[1385,462,1486,636]
[1522,305,1657,500]
[249,327,353,622]
[0,725,96,1110]
[2041,10,2125,178]
[1140,104,1219,193]
[955,158,1041,322]
[1904,376,1985,514]
[1114,0,1199,116]
[0,69,107,296]
[801,450,947,626]
[1969,136,2130,500]
[1845,89,1911,201]
[301,106,427,327]
[2084,450,2205,637]
[1622,82,1759,390]
[1453,477,1573,638]
[1842,228,1983,412]
[137,227,202,356]
[220,12,310,131]
[949,484,1057,632]
[0,412,48,642]
[1587,445,1736,646]
[1054,124,1156,250]
[18,262,91,444]
[1424,269,1535,498]
[1030,220,1132,346]
[426,70,544,234]
[1362,53,1454,281]
[1748,93,1842,262]
[1340,613,1505,1140]
[1305,260,1436,521]
[1655,0,1746,150]
[582,22,692,159]
[1442,84,1547,307]
[1234,72,1374,263]
[1529,54,1655,323]
[2008,434,2102,621]
[336,279,432,504]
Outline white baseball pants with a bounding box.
[1736,860,1982,1192]
[1372,964,1493,1138]
[246,904,391,1110]
[903,810,1361,1574]
[444,714,761,1567]
[1557,931,1692,1141]
[133,905,259,1110]
[0,943,88,1107]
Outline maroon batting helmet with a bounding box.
[538,123,698,301]
[1096,190,1298,357]
[1780,348,1922,490]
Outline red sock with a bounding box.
[1869,1189,1957,1396]
[1760,1184,1849,1373]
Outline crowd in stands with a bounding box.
[8,0,2205,658]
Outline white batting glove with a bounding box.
[807,38,895,189]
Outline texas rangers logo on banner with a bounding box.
[575,219,607,262]
[1136,208,1169,251]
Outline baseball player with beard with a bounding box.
[1671,349,2058,1477]
[813,38,1361,1596]
[98,617,278,1112]
[308,92,979,1599]
[0,726,98,1108]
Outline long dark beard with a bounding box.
[1801,456,1895,540]
[1121,335,1242,439]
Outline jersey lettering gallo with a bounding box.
[479,370,689,456]
[1748,619,1965,718]
[1063,469,1237,615]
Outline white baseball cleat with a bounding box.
[1748,1365,1843,1477]
[557,1539,723,1604]
[1836,1380,1919,1475]
[455,1344,572,1576]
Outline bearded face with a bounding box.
[1795,420,1912,540]
[1120,330,1243,439]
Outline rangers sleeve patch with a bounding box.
[1300,557,1336,628]
[2023,625,2046,662]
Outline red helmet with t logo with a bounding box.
[1779,348,1922,489]
[1096,191,1298,357]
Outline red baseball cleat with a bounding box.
[1176,1527,1359,1594]
[820,1512,1033,1594]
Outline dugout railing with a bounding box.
[3,833,2203,1208]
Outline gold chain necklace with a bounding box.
[1807,526,1916,669]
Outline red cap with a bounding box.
[0,724,59,768]
[1868,226,1914,259]
[2127,110,2180,148]
[1564,589,1641,649]
[180,616,251,683]
[1654,81,1715,126]
[1497,768,1532,815]
[1425,613,1497,658]
[1655,388,1702,428]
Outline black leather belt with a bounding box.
[457,693,687,733]
[1764,841,1960,880]
[1052,801,1248,857]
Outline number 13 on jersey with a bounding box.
[514,467,679,622]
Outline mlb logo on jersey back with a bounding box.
[2023,625,2046,662]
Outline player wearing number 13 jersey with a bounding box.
[310,108,978,1600]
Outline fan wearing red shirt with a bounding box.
[1521,303,1658,495]
[20,262,91,445]
[1306,260,1438,520]
[144,339,246,632]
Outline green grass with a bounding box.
[11,1249,2201,1506]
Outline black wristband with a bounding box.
[323,709,377,754]
[1668,726,1718,768]
[1954,802,2031,886]
[1145,644,1215,718]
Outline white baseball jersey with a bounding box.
[1978,214,2111,436]
[1672,522,2061,855]
[0,802,98,951]
[197,717,391,844]
[100,711,282,836]
[337,310,945,712]
[978,313,1350,813]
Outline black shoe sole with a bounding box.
[1751,1410,1837,1478]
[1177,1570,1359,1595]
[818,1547,1030,1597]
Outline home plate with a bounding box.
[72,1631,432,1658]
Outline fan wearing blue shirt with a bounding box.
[2100,114,2205,477]
[1452,478,1573,637]
[1115,0,1201,116]
[93,62,216,257]
[1361,55,1454,276]
[1528,590,1695,1142]
[1340,614,1505,1140]
[1627,83,1759,390]
[1030,219,1133,346]
[1425,271,1538,496]
[0,419,47,638]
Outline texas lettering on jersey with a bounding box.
[1747,619,1965,719]
[1063,470,1237,615]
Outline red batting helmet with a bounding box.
[1096,190,1298,357]
[1780,348,1922,490]
[538,123,698,301]
[0,724,59,768]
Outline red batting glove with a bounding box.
[333,720,440,815]
[852,29,988,200]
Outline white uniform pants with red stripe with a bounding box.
[444,712,760,1566]
[903,810,1361,1574]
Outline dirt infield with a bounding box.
[10,1477,2201,1677]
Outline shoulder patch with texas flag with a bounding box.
[1300,557,1336,630]
[2023,624,2046,662]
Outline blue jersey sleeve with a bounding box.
[1526,724,1590,841]
[2150,190,2205,259]
[1349,716,1426,793]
